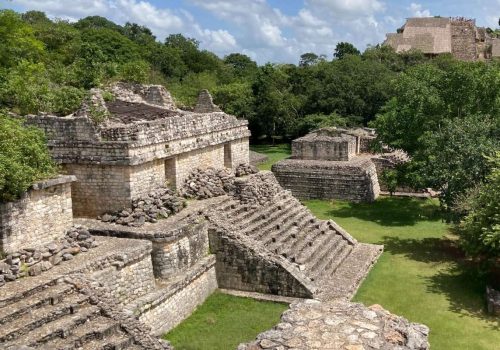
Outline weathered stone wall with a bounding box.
[93,248,156,305]
[292,137,356,161]
[272,158,380,202]
[133,258,218,335]
[65,164,131,217]
[151,220,209,279]
[229,137,250,168]
[130,159,166,199]
[0,176,75,254]
[208,228,314,298]
[25,115,100,142]
[451,20,477,61]
[176,145,225,187]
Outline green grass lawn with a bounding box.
[306,198,500,350]
[163,291,288,350]
[250,143,291,170]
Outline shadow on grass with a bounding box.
[382,235,499,330]
[327,197,442,227]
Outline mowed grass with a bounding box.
[305,198,500,350]
[163,291,288,350]
[250,144,291,171]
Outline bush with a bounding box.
[49,86,85,116]
[0,114,57,202]
[118,60,150,83]
[455,152,500,264]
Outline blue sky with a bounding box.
[2,0,499,64]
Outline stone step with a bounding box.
[0,291,90,343]
[40,315,120,349]
[262,210,313,254]
[2,303,101,348]
[277,221,317,261]
[229,196,295,229]
[283,220,321,258]
[0,282,73,326]
[311,242,353,282]
[79,330,134,350]
[305,235,345,276]
[296,229,339,265]
[320,243,383,301]
[240,199,299,238]
[250,204,306,241]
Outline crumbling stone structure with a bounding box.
[26,83,250,217]
[384,17,500,61]
[0,175,76,254]
[0,84,430,349]
[272,127,400,202]
[239,299,430,350]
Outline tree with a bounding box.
[334,42,360,60]
[0,10,45,68]
[456,152,500,268]
[0,113,57,202]
[223,53,258,78]
[299,52,326,67]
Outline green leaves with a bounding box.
[0,114,57,202]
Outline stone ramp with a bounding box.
[211,190,382,301]
[0,236,171,349]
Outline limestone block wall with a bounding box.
[292,138,356,161]
[208,229,314,298]
[25,115,100,142]
[229,137,250,168]
[451,21,477,61]
[272,159,380,202]
[93,250,156,306]
[129,159,166,199]
[0,176,75,254]
[176,145,225,187]
[151,220,210,279]
[65,164,131,217]
[137,262,218,335]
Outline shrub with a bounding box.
[49,86,85,116]
[0,114,57,202]
[455,152,500,264]
[118,60,150,83]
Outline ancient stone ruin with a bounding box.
[0,84,429,349]
[272,127,410,202]
[384,17,500,61]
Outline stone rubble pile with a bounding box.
[239,299,430,350]
[233,172,283,205]
[98,187,185,226]
[180,167,236,199]
[235,163,259,177]
[0,225,97,286]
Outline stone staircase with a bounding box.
[213,190,382,301]
[0,236,171,350]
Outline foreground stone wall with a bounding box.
[130,159,166,199]
[65,164,131,217]
[272,158,380,202]
[208,228,314,298]
[151,220,209,279]
[136,261,218,335]
[240,299,430,350]
[93,246,156,305]
[0,176,76,254]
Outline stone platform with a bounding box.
[239,299,430,350]
[272,157,380,202]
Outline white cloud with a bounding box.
[305,0,385,18]
[409,3,431,18]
